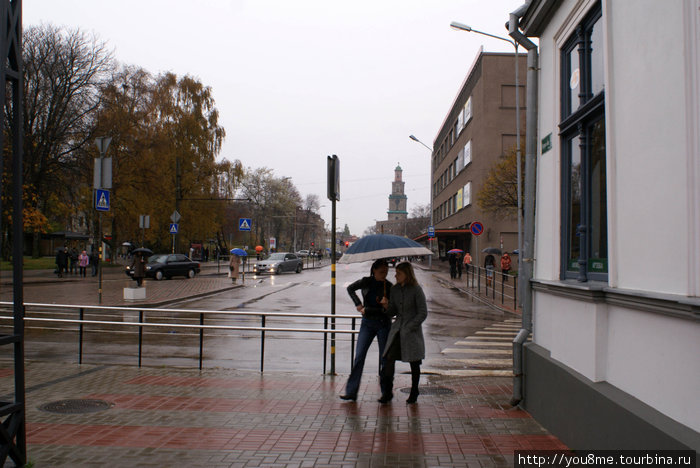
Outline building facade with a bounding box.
[517,0,700,451]
[427,51,526,264]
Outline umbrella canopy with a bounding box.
[338,234,432,264]
[131,247,153,256]
[230,248,247,257]
[447,249,464,254]
[255,245,264,252]
[122,242,132,247]
[482,247,502,255]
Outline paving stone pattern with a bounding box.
[0,362,566,467]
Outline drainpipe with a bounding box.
[508,3,538,407]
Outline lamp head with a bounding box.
[450,21,472,32]
[409,135,419,142]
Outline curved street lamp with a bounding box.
[409,134,434,269]
[450,20,523,292]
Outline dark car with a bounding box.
[126,253,200,281]
[253,252,303,275]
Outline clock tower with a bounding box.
[388,164,408,220]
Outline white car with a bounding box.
[296,250,309,257]
[254,252,303,274]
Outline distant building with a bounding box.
[415,50,526,264]
[375,165,427,238]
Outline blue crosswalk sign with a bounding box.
[95,189,110,211]
[169,223,179,234]
[239,218,252,231]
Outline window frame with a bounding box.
[559,2,607,282]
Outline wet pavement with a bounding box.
[0,260,567,467]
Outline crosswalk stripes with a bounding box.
[429,318,526,377]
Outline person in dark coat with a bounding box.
[130,252,146,287]
[339,259,393,402]
[90,251,99,276]
[378,262,428,404]
[448,253,457,279]
[55,247,68,277]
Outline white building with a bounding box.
[515,0,700,451]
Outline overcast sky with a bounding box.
[24,0,525,236]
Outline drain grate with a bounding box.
[39,399,113,414]
[399,386,455,395]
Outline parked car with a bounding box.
[296,250,310,257]
[125,253,200,281]
[253,252,303,274]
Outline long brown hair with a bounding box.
[396,262,418,286]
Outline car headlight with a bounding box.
[146,266,152,271]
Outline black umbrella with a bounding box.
[482,247,502,255]
[131,247,153,256]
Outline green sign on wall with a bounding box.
[541,133,552,154]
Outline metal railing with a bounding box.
[0,302,358,373]
[461,265,519,310]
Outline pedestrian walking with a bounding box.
[378,262,427,405]
[55,247,68,278]
[463,252,472,275]
[456,253,463,279]
[78,250,89,278]
[340,259,393,402]
[448,253,457,279]
[229,254,240,284]
[130,252,146,287]
[69,247,78,275]
[90,251,99,277]
[501,252,512,283]
[484,254,496,287]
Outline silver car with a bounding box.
[253,252,303,275]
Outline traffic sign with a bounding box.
[170,210,181,223]
[428,226,435,237]
[470,222,484,236]
[95,189,110,211]
[169,223,179,234]
[239,218,252,231]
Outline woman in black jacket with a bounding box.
[340,259,392,401]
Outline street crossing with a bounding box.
[429,318,525,377]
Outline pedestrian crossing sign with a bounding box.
[169,223,179,234]
[95,189,110,211]
[239,218,252,231]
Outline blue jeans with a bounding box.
[344,317,390,397]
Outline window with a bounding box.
[463,182,472,207]
[560,3,607,281]
[464,140,472,166]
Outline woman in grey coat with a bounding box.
[378,262,427,404]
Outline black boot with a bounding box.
[407,362,420,404]
[379,359,395,403]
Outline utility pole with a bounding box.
[327,155,340,375]
[94,137,112,304]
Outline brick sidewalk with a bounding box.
[0,362,566,467]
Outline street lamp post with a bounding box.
[409,134,434,269]
[450,21,522,305]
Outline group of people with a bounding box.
[55,247,97,278]
[448,250,513,286]
[340,260,427,405]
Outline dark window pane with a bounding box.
[568,135,582,270]
[590,18,604,96]
[589,118,607,272]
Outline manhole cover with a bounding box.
[39,399,113,414]
[399,386,454,395]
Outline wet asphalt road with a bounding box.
[16,261,518,374]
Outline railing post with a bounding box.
[79,307,84,364]
[260,315,265,373]
[199,312,204,370]
[514,275,518,309]
[323,317,328,374]
[138,310,143,368]
[478,267,481,293]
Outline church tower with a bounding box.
[388,164,408,220]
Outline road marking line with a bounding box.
[455,341,512,347]
[442,348,511,355]
[447,358,513,366]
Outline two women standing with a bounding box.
[340,261,427,405]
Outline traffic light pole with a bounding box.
[330,197,336,375]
